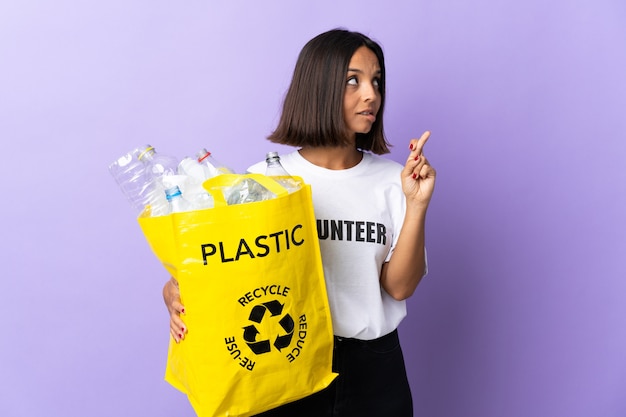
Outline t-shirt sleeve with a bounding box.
[245,161,265,174]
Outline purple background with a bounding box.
[2,1,625,416]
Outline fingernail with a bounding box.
[181,327,185,333]
[412,173,417,179]
[181,308,185,314]
[409,143,414,150]
[414,155,420,161]
[179,333,183,339]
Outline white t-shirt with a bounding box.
[248,150,421,340]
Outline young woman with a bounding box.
[163,29,436,416]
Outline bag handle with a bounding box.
[202,173,295,207]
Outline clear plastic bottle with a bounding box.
[137,145,183,215]
[108,146,163,215]
[165,186,193,213]
[196,148,234,179]
[138,145,180,186]
[265,152,301,193]
[177,157,206,182]
[175,156,216,210]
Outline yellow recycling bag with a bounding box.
[138,174,337,417]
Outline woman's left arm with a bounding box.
[380,131,436,300]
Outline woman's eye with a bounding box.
[373,78,381,88]
[347,76,358,86]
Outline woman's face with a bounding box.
[343,46,382,138]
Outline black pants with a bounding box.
[256,329,413,417]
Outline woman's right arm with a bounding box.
[163,277,187,343]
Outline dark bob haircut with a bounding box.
[268,29,391,154]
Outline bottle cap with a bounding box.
[138,145,155,161]
[196,148,211,162]
[266,151,279,162]
[165,186,183,201]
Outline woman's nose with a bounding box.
[362,82,377,102]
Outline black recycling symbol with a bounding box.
[243,300,294,355]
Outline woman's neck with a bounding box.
[298,146,363,170]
